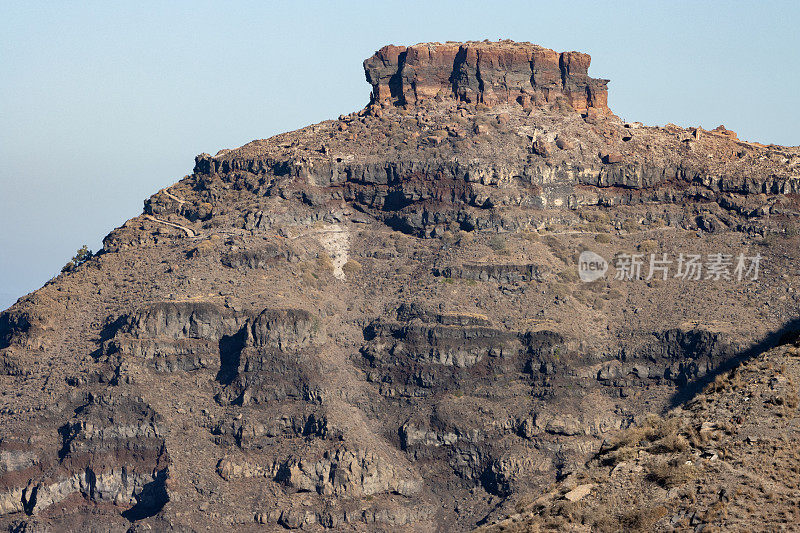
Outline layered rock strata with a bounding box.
[364,40,610,114]
[0,40,799,531]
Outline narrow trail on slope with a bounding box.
[160,187,186,204]
[143,215,197,238]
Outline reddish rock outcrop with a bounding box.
[364,40,610,115]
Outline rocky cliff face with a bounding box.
[1,41,799,532]
[364,41,610,115]
[477,338,800,532]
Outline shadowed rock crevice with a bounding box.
[216,327,247,385]
[120,469,169,522]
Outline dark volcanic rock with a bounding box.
[364,40,611,115]
[1,40,800,532]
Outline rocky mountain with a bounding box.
[476,339,800,532]
[0,40,799,532]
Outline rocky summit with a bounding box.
[363,41,610,115]
[1,40,800,532]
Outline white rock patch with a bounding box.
[317,224,350,280]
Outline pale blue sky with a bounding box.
[1,1,798,310]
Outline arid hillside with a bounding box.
[1,40,799,532]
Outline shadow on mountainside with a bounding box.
[669,317,800,408]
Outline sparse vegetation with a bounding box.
[637,239,658,253]
[488,235,508,253]
[545,235,574,264]
[579,210,613,233]
[343,259,362,274]
[457,230,474,245]
[621,218,640,233]
[316,253,334,272]
[61,245,92,272]
[558,269,579,282]
[645,454,696,488]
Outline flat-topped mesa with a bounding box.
[364,40,611,115]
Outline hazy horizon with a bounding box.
[2,0,798,311]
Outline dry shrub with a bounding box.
[187,235,221,258]
[558,269,579,283]
[298,259,330,289]
[590,505,668,533]
[316,253,334,272]
[458,230,475,245]
[300,269,318,288]
[703,369,741,394]
[521,230,540,242]
[648,432,690,454]
[579,211,613,233]
[395,264,413,277]
[600,415,690,466]
[440,230,457,245]
[544,236,573,264]
[619,506,668,531]
[646,455,696,488]
[343,259,362,274]
[785,390,799,409]
[580,210,611,225]
[637,239,658,253]
[621,218,640,233]
[488,235,508,253]
[604,289,623,300]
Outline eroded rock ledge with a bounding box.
[364,40,610,114]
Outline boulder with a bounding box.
[602,152,623,164]
[564,483,595,502]
[532,138,552,157]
